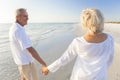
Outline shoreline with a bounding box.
[34,31,120,80]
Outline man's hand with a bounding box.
[42,66,49,75]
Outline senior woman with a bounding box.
[43,8,114,80]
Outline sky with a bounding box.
[0,0,120,23]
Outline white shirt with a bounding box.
[48,34,114,80]
[9,23,34,65]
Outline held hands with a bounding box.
[42,66,49,75]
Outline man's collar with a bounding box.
[15,22,24,29]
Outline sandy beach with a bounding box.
[108,43,120,80]
[35,32,76,80]
[33,24,120,80]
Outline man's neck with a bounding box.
[16,21,24,27]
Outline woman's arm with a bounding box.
[47,39,77,72]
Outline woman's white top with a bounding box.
[48,34,114,80]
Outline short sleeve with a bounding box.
[15,30,32,50]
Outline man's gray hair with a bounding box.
[15,8,27,16]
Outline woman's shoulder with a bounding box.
[73,36,83,41]
[105,33,114,41]
[96,33,114,44]
[73,33,113,45]
[72,36,85,44]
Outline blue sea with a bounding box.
[0,23,120,80]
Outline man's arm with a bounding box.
[27,47,46,66]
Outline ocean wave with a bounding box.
[41,27,56,35]
[0,40,9,44]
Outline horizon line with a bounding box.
[0,21,120,24]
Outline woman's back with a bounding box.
[70,33,114,80]
[47,8,114,80]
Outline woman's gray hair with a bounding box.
[81,8,104,34]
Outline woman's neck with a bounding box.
[86,32,102,36]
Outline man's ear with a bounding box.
[16,15,20,22]
[16,16,19,20]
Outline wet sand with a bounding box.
[108,43,120,80]
[34,31,120,80]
